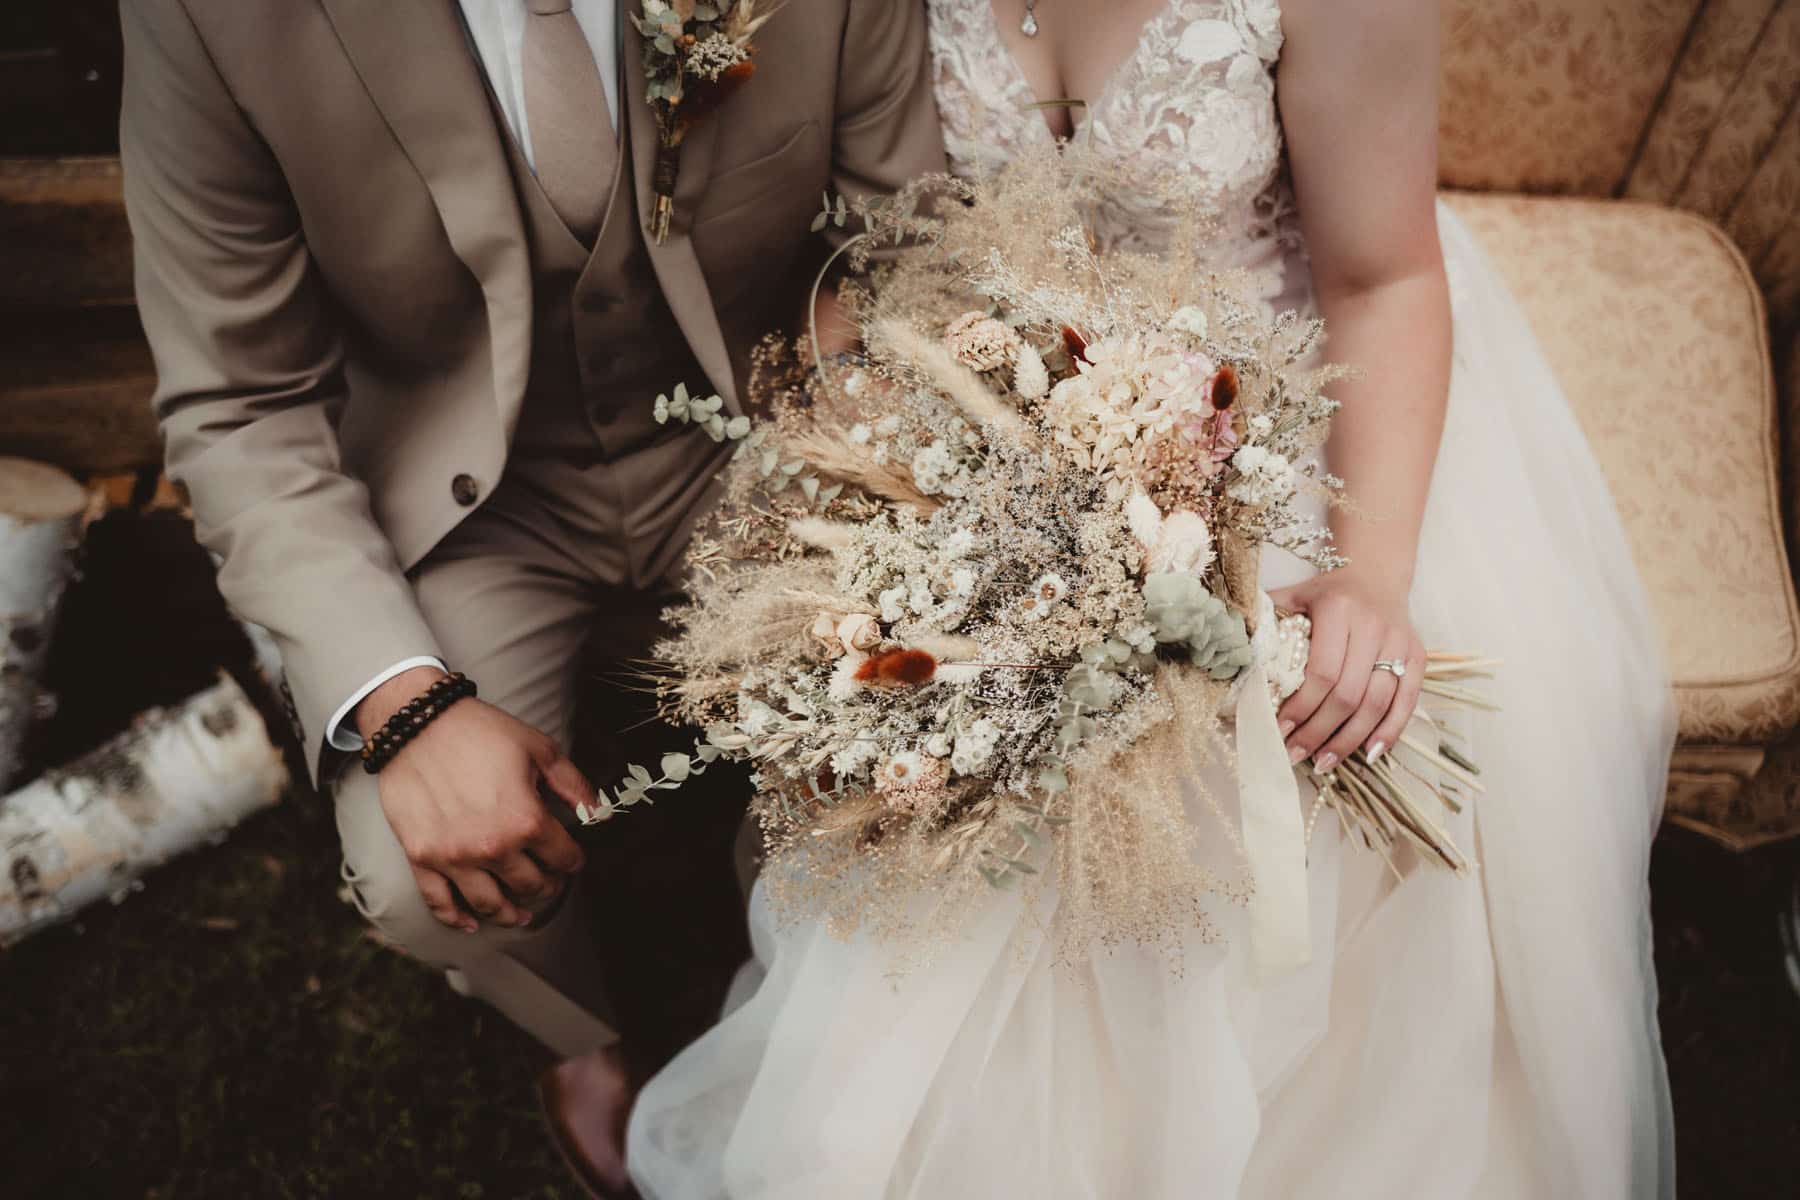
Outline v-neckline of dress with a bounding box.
[980,0,1181,141]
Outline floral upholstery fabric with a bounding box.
[1440,0,1800,330]
[1622,0,1800,332]
[1446,194,1800,811]
[1438,3,1800,842]
[1437,0,1696,197]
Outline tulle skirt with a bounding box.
[627,202,1677,1198]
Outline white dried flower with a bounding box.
[1226,445,1297,505]
[907,575,935,615]
[879,751,925,788]
[1125,488,1164,553]
[1248,413,1275,438]
[1147,510,1215,576]
[1121,622,1157,654]
[788,517,854,550]
[810,611,845,657]
[924,732,952,758]
[1168,306,1210,338]
[878,586,908,623]
[949,567,976,598]
[950,718,1001,775]
[739,699,780,736]
[944,311,1020,372]
[849,422,873,444]
[942,528,977,558]
[1041,331,1214,478]
[836,612,881,652]
[831,736,880,779]
[685,34,749,82]
[1012,343,1050,399]
[910,438,968,497]
[828,652,867,701]
[1034,572,1068,604]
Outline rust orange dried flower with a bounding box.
[1209,363,1239,410]
[1061,325,1091,366]
[853,648,939,687]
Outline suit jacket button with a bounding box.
[451,473,479,506]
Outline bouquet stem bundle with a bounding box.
[1307,655,1500,874]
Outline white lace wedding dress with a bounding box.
[628,2,1676,1195]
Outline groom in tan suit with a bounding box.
[121,0,943,1186]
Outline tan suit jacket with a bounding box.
[120,0,946,776]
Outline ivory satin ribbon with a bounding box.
[1235,654,1312,978]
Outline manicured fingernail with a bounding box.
[1279,720,1296,738]
[1288,743,1308,765]
[1314,752,1338,773]
[1367,741,1387,763]
[462,922,478,934]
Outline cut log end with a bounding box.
[0,456,88,524]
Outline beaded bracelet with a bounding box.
[360,672,478,775]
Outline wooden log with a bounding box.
[1,310,163,476]
[0,158,164,476]
[0,157,134,311]
[0,457,89,791]
[0,672,288,946]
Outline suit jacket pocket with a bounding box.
[692,120,828,306]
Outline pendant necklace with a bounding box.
[1022,0,1041,37]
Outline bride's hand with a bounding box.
[1266,567,1425,771]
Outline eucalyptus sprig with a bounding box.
[654,382,750,443]
[577,740,724,825]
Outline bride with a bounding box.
[626,0,1675,1195]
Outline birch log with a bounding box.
[0,457,88,791]
[0,673,288,946]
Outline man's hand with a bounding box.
[357,668,592,933]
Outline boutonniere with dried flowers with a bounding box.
[633,0,777,244]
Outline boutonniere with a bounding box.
[633,0,777,244]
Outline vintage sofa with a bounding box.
[1436,0,1800,849]
[1,0,1798,847]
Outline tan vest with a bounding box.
[497,101,731,588]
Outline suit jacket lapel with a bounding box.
[318,0,533,436]
[622,14,738,411]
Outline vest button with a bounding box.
[450,473,480,506]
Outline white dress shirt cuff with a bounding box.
[324,656,448,751]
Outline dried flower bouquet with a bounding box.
[585,147,1491,964]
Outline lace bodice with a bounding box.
[928,0,1307,315]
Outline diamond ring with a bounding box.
[1373,658,1407,678]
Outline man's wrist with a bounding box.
[355,665,450,740]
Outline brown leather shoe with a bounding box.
[539,1046,641,1200]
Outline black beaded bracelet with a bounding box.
[360,672,478,775]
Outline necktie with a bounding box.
[523,0,616,244]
